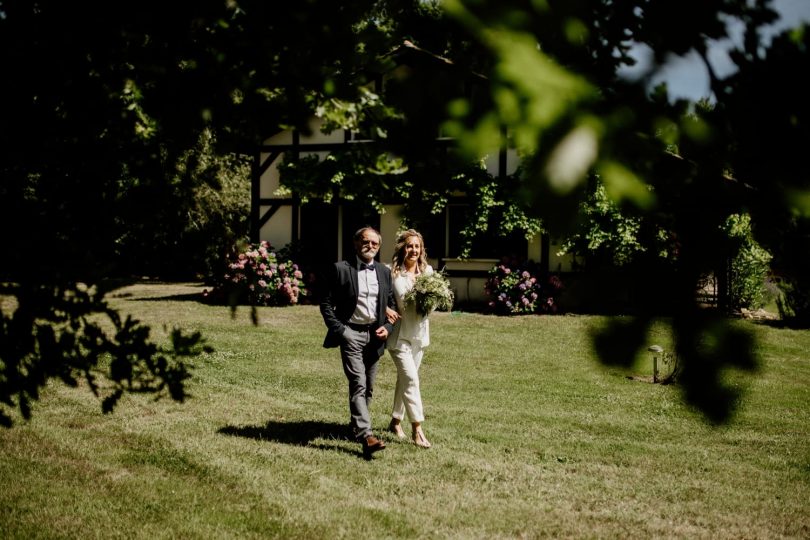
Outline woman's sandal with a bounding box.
[412,427,431,449]
[388,419,406,439]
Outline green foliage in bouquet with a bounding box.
[404,271,455,317]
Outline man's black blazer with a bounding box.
[319,260,397,356]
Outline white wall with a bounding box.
[258,123,576,277]
[483,148,520,176]
[259,120,350,251]
[379,204,403,265]
[442,258,498,303]
[259,205,292,251]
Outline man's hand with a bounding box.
[375,326,389,340]
[385,307,400,324]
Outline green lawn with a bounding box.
[1,282,808,539]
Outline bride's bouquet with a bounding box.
[404,270,455,317]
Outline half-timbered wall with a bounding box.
[252,118,575,302]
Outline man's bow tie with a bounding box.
[360,262,375,271]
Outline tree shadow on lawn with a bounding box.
[218,420,368,459]
[106,281,208,303]
[132,292,207,302]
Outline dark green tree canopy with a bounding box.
[1,0,808,425]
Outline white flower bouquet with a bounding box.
[404,270,454,316]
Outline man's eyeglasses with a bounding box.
[360,239,380,247]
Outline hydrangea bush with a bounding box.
[485,258,562,315]
[206,240,306,306]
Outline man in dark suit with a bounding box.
[320,226,399,458]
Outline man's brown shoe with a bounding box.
[362,435,386,459]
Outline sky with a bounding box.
[621,0,810,102]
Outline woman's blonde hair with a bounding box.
[391,229,428,276]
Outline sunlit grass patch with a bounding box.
[1,282,808,539]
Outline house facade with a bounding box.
[251,115,575,303]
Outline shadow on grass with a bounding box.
[134,292,207,302]
[105,280,209,303]
[752,318,810,330]
[218,420,368,459]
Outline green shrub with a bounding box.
[113,129,251,281]
[776,277,810,324]
[722,214,772,310]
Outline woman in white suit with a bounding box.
[386,229,432,448]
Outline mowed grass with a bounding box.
[1,282,808,539]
